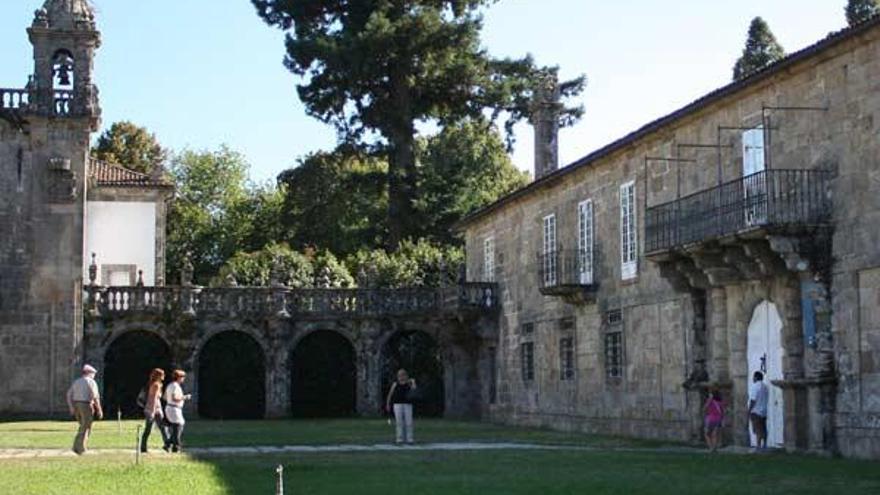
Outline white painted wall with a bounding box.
[84,201,157,286]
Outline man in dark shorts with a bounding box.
[748,371,769,450]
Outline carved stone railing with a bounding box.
[0,88,31,110]
[84,283,498,319]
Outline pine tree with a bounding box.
[846,0,880,26]
[732,17,786,81]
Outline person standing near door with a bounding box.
[66,364,104,455]
[748,371,769,451]
[385,369,417,445]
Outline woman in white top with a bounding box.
[163,369,191,453]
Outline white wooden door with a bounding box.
[742,127,767,226]
[746,300,785,448]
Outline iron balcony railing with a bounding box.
[537,249,595,292]
[645,169,831,254]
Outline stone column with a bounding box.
[777,276,806,451]
[264,319,291,419]
[708,287,729,382]
[356,321,382,416]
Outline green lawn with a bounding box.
[0,450,878,495]
[0,418,665,450]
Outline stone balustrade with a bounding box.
[0,88,30,110]
[84,283,498,319]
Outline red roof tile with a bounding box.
[88,159,173,188]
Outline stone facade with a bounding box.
[461,19,880,458]
[0,0,101,416]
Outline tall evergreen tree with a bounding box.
[846,0,880,25]
[251,0,584,248]
[732,17,786,81]
[92,121,167,174]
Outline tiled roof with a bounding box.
[88,159,173,188]
[457,14,880,229]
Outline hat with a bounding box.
[82,364,97,375]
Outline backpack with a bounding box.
[136,388,147,409]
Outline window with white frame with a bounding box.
[577,199,594,285]
[619,181,637,280]
[483,236,495,282]
[542,214,557,286]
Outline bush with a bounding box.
[347,240,463,288]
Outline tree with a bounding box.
[416,120,529,244]
[251,0,584,247]
[347,240,463,288]
[92,121,167,174]
[166,146,257,284]
[846,0,880,25]
[277,147,388,256]
[733,17,786,81]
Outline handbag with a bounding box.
[405,384,424,402]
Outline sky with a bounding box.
[0,1,849,183]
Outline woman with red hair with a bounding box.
[140,368,169,453]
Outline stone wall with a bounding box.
[464,25,880,454]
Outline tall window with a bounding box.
[742,126,767,226]
[577,200,594,285]
[542,214,557,286]
[620,181,637,280]
[559,337,575,381]
[604,309,624,379]
[483,236,495,282]
[521,342,535,381]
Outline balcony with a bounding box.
[537,249,598,304]
[644,169,832,290]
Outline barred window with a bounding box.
[620,181,637,280]
[558,317,575,331]
[521,322,535,335]
[483,236,495,282]
[560,337,575,381]
[521,342,535,381]
[605,332,623,379]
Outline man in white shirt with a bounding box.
[748,371,769,450]
[66,364,103,455]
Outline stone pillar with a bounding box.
[724,286,750,447]
[265,335,291,419]
[356,321,383,416]
[778,276,806,451]
[708,288,729,382]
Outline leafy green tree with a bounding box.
[347,240,463,288]
[846,0,880,25]
[92,121,167,174]
[277,148,388,256]
[733,17,786,81]
[166,147,254,284]
[251,0,584,248]
[212,242,313,287]
[416,120,529,244]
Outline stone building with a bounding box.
[0,0,171,415]
[459,17,880,458]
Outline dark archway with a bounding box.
[381,331,445,417]
[104,331,171,418]
[290,330,357,417]
[198,331,266,419]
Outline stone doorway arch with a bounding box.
[197,331,266,419]
[381,331,445,417]
[290,330,357,417]
[103,330,172,418]
[747,300,785,448]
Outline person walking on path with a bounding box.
[66,364,103,455]
[140,368,169,453]
[703,389,725,452]
[385,369,417,445]
[163,369,191,453]
[748,371,769,451]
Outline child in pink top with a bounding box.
[704,390,725,452]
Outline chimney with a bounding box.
[532,72,561,180]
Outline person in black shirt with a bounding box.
[385,368,417,444]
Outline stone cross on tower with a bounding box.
[531,71,562,180]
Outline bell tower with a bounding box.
[28,0,101,126]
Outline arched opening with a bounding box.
[198,331,266,419]
[52,49,75,90]
[747,300,784,448]
[104,331,171,418]
[381,331,445,417]
[290,330,357,417]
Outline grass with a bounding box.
[0,418,667,450]
[0,450,878,495]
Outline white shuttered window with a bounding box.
[577,200,594,285]
[620,181,637,280]
[543,214,557,286]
